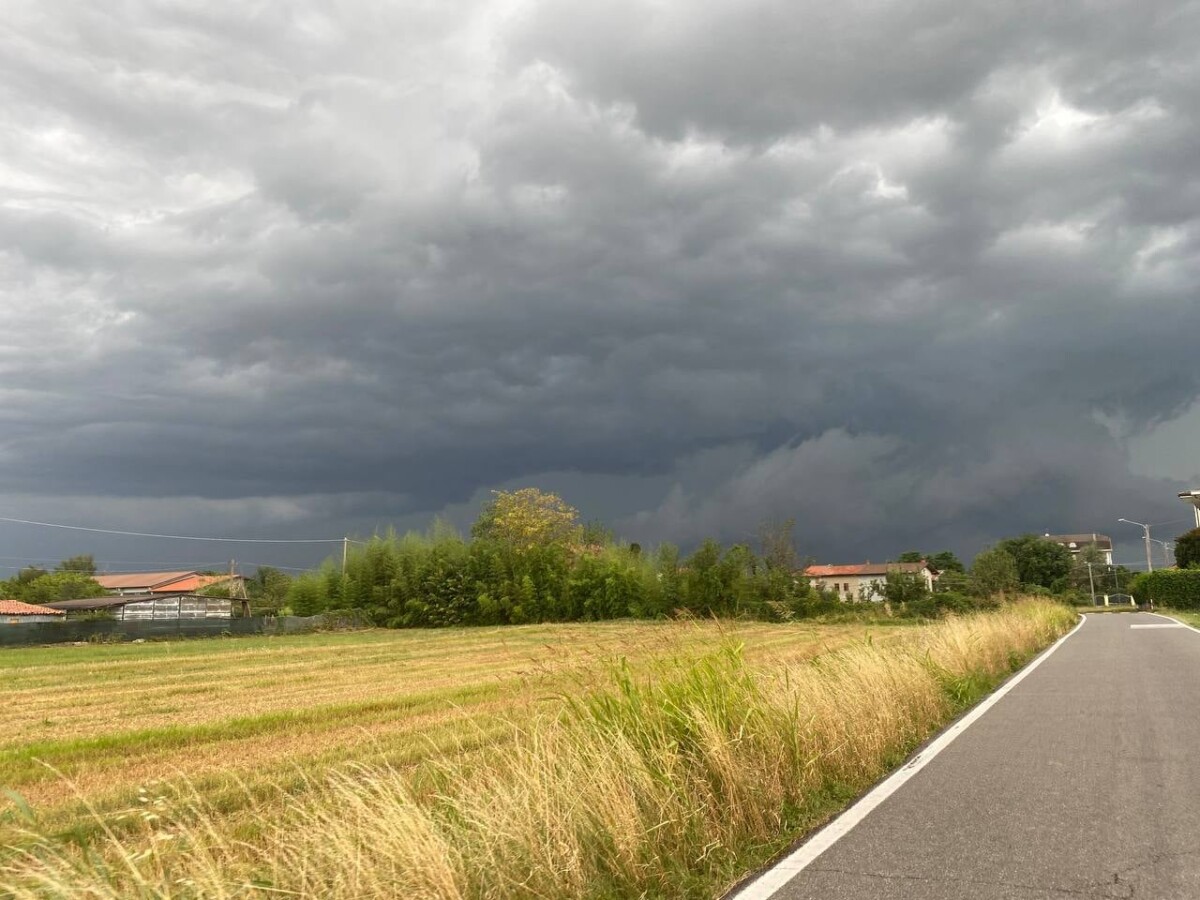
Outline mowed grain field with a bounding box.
[0,619,894,837]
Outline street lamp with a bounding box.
[1179,491,1200,529]
[1118,518,1154,574]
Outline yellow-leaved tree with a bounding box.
[471,488,582,552]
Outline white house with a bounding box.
[1042,533,1113,566]
[803,561,936,602]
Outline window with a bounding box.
[844,583,851,593]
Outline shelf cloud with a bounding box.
[2,0,1198,566]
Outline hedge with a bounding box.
[1129,570,1200,609]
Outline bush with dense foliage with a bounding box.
[1175,528,1200,570]
[1129,569,1200,608]
[995,534,1073,589]
[970,546,1020,597]
[0,568,103,603]
[285,526,830,627]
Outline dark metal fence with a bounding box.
[0,614,347,648]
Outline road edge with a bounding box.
[726,611,1089,900]
[1145,611,1200,635]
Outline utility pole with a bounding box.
[229,559,249,617]
[1118,518,1154,574]
[342,536,349,575]
[1085,560,1096,606]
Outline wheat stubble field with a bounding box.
[0,621,874,825]
[0,604,1074,899]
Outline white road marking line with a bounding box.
[1145,612,1200,635]
[731,613,1089,900]
[1130,623,1184,629]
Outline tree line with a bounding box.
[3,489,1135,621]
[276,490,1079,625]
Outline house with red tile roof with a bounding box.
[803,561,937,602]
[1,598,67,624]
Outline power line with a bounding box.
[0,516,345,544]
[239,560,320,572]
[0,554,231,566]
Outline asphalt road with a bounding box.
[737,612,1200,900]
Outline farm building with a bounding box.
[803,561,938,602]
[1,599,67,624]
[44,593,233,620]
[94,571,246,596]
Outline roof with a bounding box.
[92,571,240,593]
[0,599,66,617]
[150,574,234,593]
[42,592,214,611]
[94,571,197,591]
[804,562,931,578]
[1043,533,1113,550]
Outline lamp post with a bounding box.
[1118,518,1154,574]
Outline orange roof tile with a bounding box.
[0,599,65,616]
[804,562,930,578]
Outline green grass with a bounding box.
[1159,609,1200,627]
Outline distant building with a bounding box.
[44,593,233,620]
[803,561,937,602]
[0,599,67,624]
[94,571,245,596]
[1042,534,1113,566]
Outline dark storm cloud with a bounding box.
[1,0,1199,566]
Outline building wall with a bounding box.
[811,575,886,602]
[121,596,232,620]
[3,615,63,624]
[811,567,934,602]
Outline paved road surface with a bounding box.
[738,612,1200,900]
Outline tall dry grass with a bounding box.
[0,601,1074,900]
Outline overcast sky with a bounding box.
[2,1,1199,573]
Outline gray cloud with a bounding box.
[1,0,1198,571]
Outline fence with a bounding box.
[0,612,365,648]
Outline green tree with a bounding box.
[19,572,103,604]
[1175,528,1200,569]
[758,518,799,572]
[882,570,931,604]
[928,551,965,573]
[287,574,327,616]
[897,550,964,573]
[248,565,293,611]
[996,535,1072,589]
[581,520,615,546]
[58,554,97,574]
[471,488,582,551]
[971,547,1020,597]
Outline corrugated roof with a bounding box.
[94,571,197,590]
[43,593,205,611]
[804,562,931,578]
[0,599,66,617]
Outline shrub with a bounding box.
[1130,570,1200,608]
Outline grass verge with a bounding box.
[0,601,1074,899]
